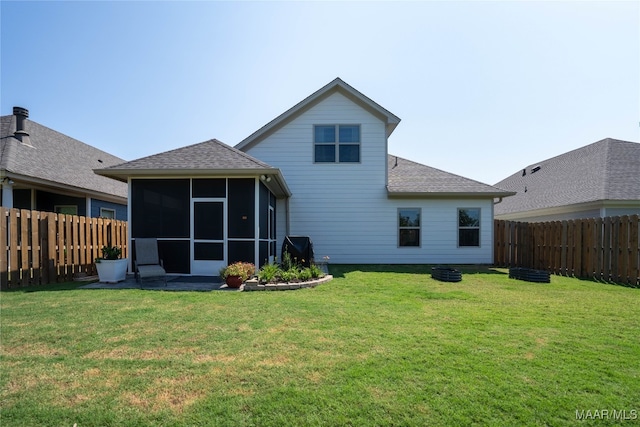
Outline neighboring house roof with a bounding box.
[0,112,127,200]
[494,138,640,216]
[235,77,401,151]
[95,138,291,197]
[387,155,514,198]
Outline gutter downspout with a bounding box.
[285,197,291,236]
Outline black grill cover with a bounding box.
[281,236,314,267]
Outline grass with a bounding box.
[1,265,639,426]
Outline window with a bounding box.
[55,205,77,215]
[399,208,420,247]
[100,208,115,219]
[314,125,360,163]
[458,208,480,247]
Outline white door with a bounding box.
[191,200,226,275]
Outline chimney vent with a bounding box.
[12,106,31,145]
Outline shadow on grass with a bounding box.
[328,264,508,279]
[1,281,93,293]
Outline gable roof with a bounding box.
[387,155,514,198]
[235,77,401,151]
[494,138,640,215]
[0,113,127,200]
[95,139,291,197]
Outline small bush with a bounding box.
[281,250,295,271]
[258,262,281,284]
[299,268,313,282]
[309,263,323,279]
[280,268,299,283]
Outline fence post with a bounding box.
[630,215,639,287]
[31,209,41,285]
[611,217,620,283]
[0,208,7,289]
[9,209,19,287]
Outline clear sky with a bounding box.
[1,1,638,185]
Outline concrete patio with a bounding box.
[79,275,235,291]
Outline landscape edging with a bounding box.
[242,275,333,291]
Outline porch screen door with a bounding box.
[191,200,225,275]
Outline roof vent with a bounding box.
[531,165,541,173]
[522,168,526,176]
[13,106,31,146]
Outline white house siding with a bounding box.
[245,92,494,264]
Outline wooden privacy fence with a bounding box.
[0,207,128,289]
[494,215,640,287]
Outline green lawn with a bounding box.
[1,265,639,426]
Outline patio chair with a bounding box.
[134,238,167,286]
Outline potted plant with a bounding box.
[95,245,128,283]
[219,262,255,288]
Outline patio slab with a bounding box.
[79,275,236,292]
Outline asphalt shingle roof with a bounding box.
[0,114,127,199]
[387,155,513,196]
[494,138,640,215]
[97,139,275,173]
[96,139,291,197]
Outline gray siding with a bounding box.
[246,92,494,264]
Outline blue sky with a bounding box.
[1,1,638,185]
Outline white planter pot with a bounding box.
[96,259,128,283]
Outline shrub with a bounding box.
[299,267,313,282]
[281,250,295,271]
[280,268,300,283]
[309,263,323,279]
[258,262,281,284]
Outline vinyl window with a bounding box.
[458,208,480,247]
[399,208,420,247]
[314,125,360,163]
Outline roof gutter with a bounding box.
[2,172,127,204]
[386,188,517,199]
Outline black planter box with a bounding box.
[431,267,462,282]
[509,267,550,283]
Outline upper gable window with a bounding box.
[314,125,360,163]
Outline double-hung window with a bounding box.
[314,125,360,163]
[458,208,480,247]
[399,208,421,247]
